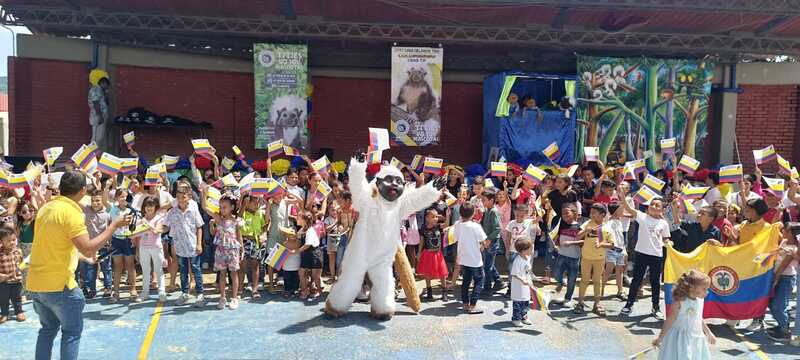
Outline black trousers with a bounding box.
[0,282,23,316]
[625,252,663,309]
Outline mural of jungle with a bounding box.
[576,56,714,170]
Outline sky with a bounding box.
[0,22,31,77]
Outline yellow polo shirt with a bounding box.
[26,196,89,292]
[736,219,781,245]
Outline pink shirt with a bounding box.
[497,201,512,231]
[136,214,165,249]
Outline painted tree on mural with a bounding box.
[576,56,713,169]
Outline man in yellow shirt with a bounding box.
[27,171,129,360]
[732,198,782,246]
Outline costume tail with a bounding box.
[394,246,421,313]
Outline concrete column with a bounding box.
[719,91,737,165]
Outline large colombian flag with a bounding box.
[664,224,780,320]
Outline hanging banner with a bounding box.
[390,46,443,147]
[576,56,713,170]
[253,43,308,150]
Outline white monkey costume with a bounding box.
[325,158,441,319]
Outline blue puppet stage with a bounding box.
[482,71,578,167]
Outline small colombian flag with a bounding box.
[633,185,660,204]
[542,142,560,161]
[763,176,785,198]
[311,156,331,175]
[410,155,423,172]
[490,162,507,177]
[123,131,135,149]
[266,243,290,270]
[777,154,792,175]
[660,138,677,155]
[191,139,214,159]
[681,184,710,200]
[267,140,284,158]
[423,157,443,175]
[120,158,139,176]
[752,145,777,166]
[677,155,700,175]
[718,164,743,184]
[642,174,665,192]
[366,151,382,165]
[98,153,124,176]
[522,164,547,185]
[232,145,245,160]
[42,147,63,167]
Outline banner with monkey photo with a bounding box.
[390,47,443,147]
[253,43,308,150]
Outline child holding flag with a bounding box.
[206,195,244,310]
[131,196,167,303]
[653,269,714,360]
[164,183,206,308]
[510,239,534,327]
[620,184,671,319]
[575,204,613,316]
[105,188,139,304]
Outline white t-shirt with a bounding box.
[283,252,301,271]
[455,220,487,267]
[605,218,628,254]
[506,219,540,252]
[303,228,320,247]
[634,210,670,257]
[510,255,532,301]
[725,191,761,208]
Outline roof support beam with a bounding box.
[755,15,794,36]
[4,5,800,56]
[407,0,800,16]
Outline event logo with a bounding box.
[258,49,275,68]
[708,266,739,296]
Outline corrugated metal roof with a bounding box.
[3,0,799,36]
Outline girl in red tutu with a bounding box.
[417,207,449,301]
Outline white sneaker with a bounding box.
[193,294,207,308]
[745,320,763,332]
[244,286,253,294]
[175,293,191,306]
[521,318,532,325]
[229,297,239,310]
[791,336,800,346]
[217,297,227,310]
[512,320,523,327]
[158,293,167,303]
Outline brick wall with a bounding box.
[10,57,484,166]
[311,77,483,165]
[735,84,800,173]
[114,65,255,158]
[8,57,91,156]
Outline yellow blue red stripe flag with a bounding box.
[664,225,780,319]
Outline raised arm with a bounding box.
[399,177,445,220]
[347,156,372,211]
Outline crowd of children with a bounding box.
[0,142,799,354]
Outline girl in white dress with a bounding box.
[654,269,716,360]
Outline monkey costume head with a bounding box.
[374,166,405,202]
